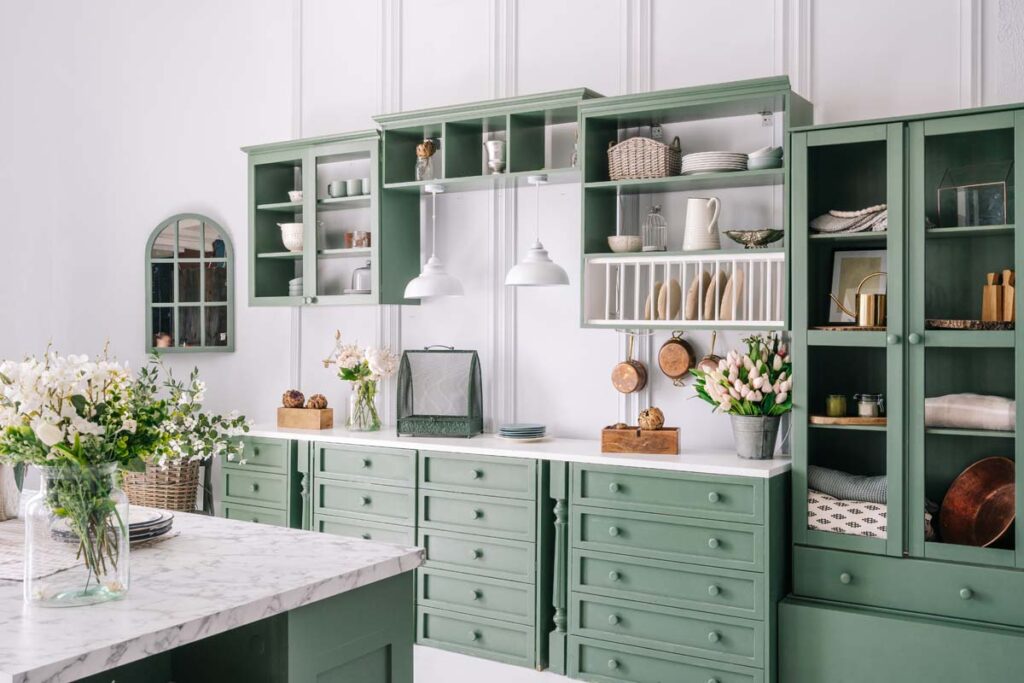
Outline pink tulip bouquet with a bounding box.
[693,333,793,416]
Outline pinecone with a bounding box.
[282,389,305,408]
[306,393,328,410]
[637,407,665,430]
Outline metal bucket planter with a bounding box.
[731,415,781,460]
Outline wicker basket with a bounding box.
[123,460,200,511]
[608,136,682,180]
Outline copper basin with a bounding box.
[939,456,1016,547]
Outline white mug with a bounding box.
[683,197,721,251]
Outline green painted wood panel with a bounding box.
[419,451,536,499]
[419,490,537,541]
[572,548,764,620]
[417,606,535,669]
[315,513,416,545]
[223,437,289,474]
[568,636,764,683]
[571,594,763,668]
[780,597,1024,683]
[315,479,416,525]
[418,566,536,626]
[222,469,289,508]
[572,506,763,572]
[313,442,417,486]
[572,464,763,524]
[418,529,535,583]
[221,501,288,527]
[548,460,569,675]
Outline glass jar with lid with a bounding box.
[641,205,668,252]
[350,260,372,294]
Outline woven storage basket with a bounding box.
[608,136,681,180]
[123,460,200,511]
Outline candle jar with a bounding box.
[853,393,885,417]
[825,394,848,417]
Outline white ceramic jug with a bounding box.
[682,197,721,251]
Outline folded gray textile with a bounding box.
[810,208,888,234]
[808,465,888,504]
[925,393,1015,432]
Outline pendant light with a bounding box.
[505,174,570,287]
[404,184,464,298]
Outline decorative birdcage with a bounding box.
[397,347,483,437]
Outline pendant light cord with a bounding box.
[534,180,541,243]
[430,189,438,258]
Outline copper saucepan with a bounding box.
[612,334,647,394]
[658,331,695,386]
[940,456,1016,547]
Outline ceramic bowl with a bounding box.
[748,145,783,159]
[279,223,304,252]
[747,156,783,171]
[725,229,785,249]
[288,190,303,202]
[608,235,642,253]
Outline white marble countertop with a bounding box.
[0,510,423,683]
[247,425,791,478]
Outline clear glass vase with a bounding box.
[347,380,382,432]
[24,463,129,606]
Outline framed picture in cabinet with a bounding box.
[829,249,888,323]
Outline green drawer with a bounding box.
[573,506,763,572]
[314,480,416,525]
[573,464,763,524]
[314,442,416,487]
[417,567,535,626]
[794,545,1024,629]
[571,594,762,668]
[315,514,416,546]
[419,451,536,499]
[224,437,290,474]
[569,636,764,683]
[572,549,763,621]
[781,597,1024,683]
[419,529,535,583]
[222,501,288,527]
[222,469,288,508]
[417,606,535,669]
[419,491,536,541]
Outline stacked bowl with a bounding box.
[747,146,784,170]
[497,423,547,442]
[288,277,303,297]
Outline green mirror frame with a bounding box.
[145,213,235,353]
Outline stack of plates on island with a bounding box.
[128,509,174,543]
[681,151,748,175]
[288,276,304,296]
[497,423,547,442]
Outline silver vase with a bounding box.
[730,415,781,460]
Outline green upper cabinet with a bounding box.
[243,130,419,306]
[578,76,812,330]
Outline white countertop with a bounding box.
[0,511,423,683]
[247,425,792,479]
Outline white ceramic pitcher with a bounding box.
[682,197,721,251]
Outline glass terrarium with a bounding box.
[397,348,483,437]
[937,161,1014,227]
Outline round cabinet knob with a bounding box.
[708,584,721,597]
[707,537,720,549]
[251,517,259,523]
[908,332,922,345]
[304,297,312,305]
[253,447,261,456]
[361,533,371,540]
[707,631,721,643]
[608,526,621,537]
[607,614,620,625]
[707,491,721,503]
[608,570,621,582]
[608,482,621,493]
[471,589,482,601]
[887,333,900,345]
[607,659,619,671]
[360,496,371,507]
[469,549,483,560]
[468,630,480,642]
[470,469,483,480]
[471,508,484,520]
[360,458,370,469]
[250,483,260,492]
[960,588,974,600]
[839,572,853,585]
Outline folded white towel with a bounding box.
[924,393,1015,432]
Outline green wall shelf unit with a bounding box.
[578,76,812,330]
[242,130,419,307]
[786,103,1024,679]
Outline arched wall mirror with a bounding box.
[145,213,235,353]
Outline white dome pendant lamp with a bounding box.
[404,183,464,299]
[505,174,570,287]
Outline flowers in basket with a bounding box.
[323,331,399,432]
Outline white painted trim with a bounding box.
[290,0,303,390]
[619,0,652,94]
[787,0,812,101]
[959,0,983,107]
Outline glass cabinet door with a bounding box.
[250,149,306,305]
[792,123,905,557]
[907,111,1022,567]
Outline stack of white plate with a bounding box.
[497,423,547,442]
[288,277,303,297]
[681,151,748,175]
[128,509,174,544]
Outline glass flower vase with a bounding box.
[24,463,129,606]
[347,380,381,432]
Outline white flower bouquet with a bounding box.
[323,331,399,431]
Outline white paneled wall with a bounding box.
[2,0,1023,447]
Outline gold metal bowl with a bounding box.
[724,229,785,249]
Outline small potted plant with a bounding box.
[692,333,792,459]
[323,331,399,432]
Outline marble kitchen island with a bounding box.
[0,509,423,683]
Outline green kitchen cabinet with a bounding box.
[219,436,306,529]
[242,130,419,307]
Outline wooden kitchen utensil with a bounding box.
[982,272,1003,322]
[611,334,648,394]
[658,331,695,386]
[1002,269,1015,322]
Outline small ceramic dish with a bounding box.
[288,190,303,202]
[747,157,784,171]
[608,235,642,253]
